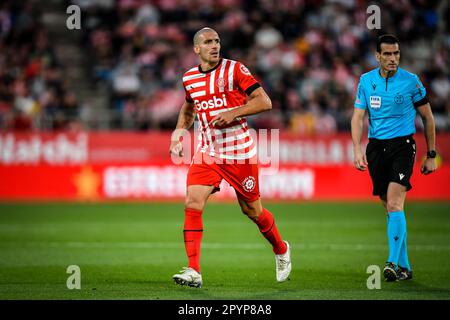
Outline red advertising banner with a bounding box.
[2,131,450,165]
[0,131,449,201]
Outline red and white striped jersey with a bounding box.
[183,58,260,160]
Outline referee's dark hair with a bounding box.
[376,34,400,52]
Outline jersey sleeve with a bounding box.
[184,86,193,103]
[354,78,367,109]
[235,62,260,95]
[412,75,428,108]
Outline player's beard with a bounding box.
[198,46,220,70]
[208,52,220,64]
[201,47,219,62]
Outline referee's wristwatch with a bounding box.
[427,150,437,159]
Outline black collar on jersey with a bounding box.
[378,68,399,79]
[198,58,223,74]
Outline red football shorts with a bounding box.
[187,152,260,202]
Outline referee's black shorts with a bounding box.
[365,134,416,196]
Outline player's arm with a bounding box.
[210,87,271,127]
[416,103,437,174]
[169,100,195,157]
[351,108,368,171]
[229,87,272,118]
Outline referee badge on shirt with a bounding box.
[370,96,381,109]
[394,93,404,104]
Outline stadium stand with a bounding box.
[0,0,449,133]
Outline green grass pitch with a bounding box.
[0,201,449,300]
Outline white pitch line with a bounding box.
[1,242,450,252]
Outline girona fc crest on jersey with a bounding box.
[216,77,226,90]
[242,176,256,192]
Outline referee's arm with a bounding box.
[351,108,368,171]
[416,102,437,174]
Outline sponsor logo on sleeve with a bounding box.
[240,64,251,75]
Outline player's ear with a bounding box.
[193,45,200,55]
[375,52,380,63]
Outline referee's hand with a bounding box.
[353,150,368,171]
[421,158,436,175]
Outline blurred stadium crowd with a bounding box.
[0,1,81,131]
[0,0,449,133]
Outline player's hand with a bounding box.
[210,111,236,128]
[353,149,368,171]
[169,140,184,157]
[421,157,436,175]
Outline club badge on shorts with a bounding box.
[370,96,381,109]
[242,176,256,192]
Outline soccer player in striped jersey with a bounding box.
[170,27,291,288]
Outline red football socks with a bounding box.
[254,207,287,254]
[183,208,203,273]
